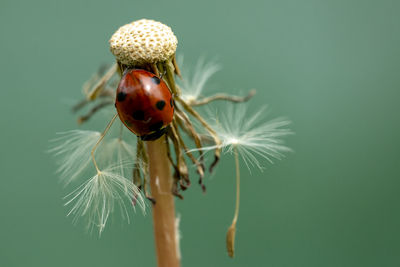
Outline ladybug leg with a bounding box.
[77,100,113,124]
[191,89,256,106]
[172,118,206,193]
[86,63,118,100]
[176,97,222,173]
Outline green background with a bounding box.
[1,0,399,266]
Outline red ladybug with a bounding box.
[115,69,174,141]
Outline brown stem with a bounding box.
[77,100,113,124]
[146,138,181,267]
[191,89,256,106]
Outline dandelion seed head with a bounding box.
[109,19,177,65]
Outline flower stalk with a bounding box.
[147,138,180,267]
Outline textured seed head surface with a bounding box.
[109,19,178,66]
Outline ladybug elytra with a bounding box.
[115,69,174,141]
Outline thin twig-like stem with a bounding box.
[77,100,113,124]
[191,89,256,106]
[87,63,117,100]
[72,89,114,113]
[226,146,240,258]
[233,146,240,225]
[90,114,117,173]
[146,138,180,267]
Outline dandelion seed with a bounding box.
[196,104,292,171]
[190,103,292,257]
[49,130,101,184]
[99,137,136,177]
[177,57,220,104]
[64,164,145,235]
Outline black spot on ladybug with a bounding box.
[133,110,145,121]
[170,98,173,107]
[149,121,164,132]
[151,76,161,85]
[156,100,166,110]
[124,120,132,126]
[117,91,127,102]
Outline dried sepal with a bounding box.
[176,97,222,172]
[87,63,118,100]
[172,118,206,192]
[167,125,190,193]
[226,224,236,258]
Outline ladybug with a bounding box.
[115,69,174,141]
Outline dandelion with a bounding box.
[192,104,292,257]
[51,18,291,266]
